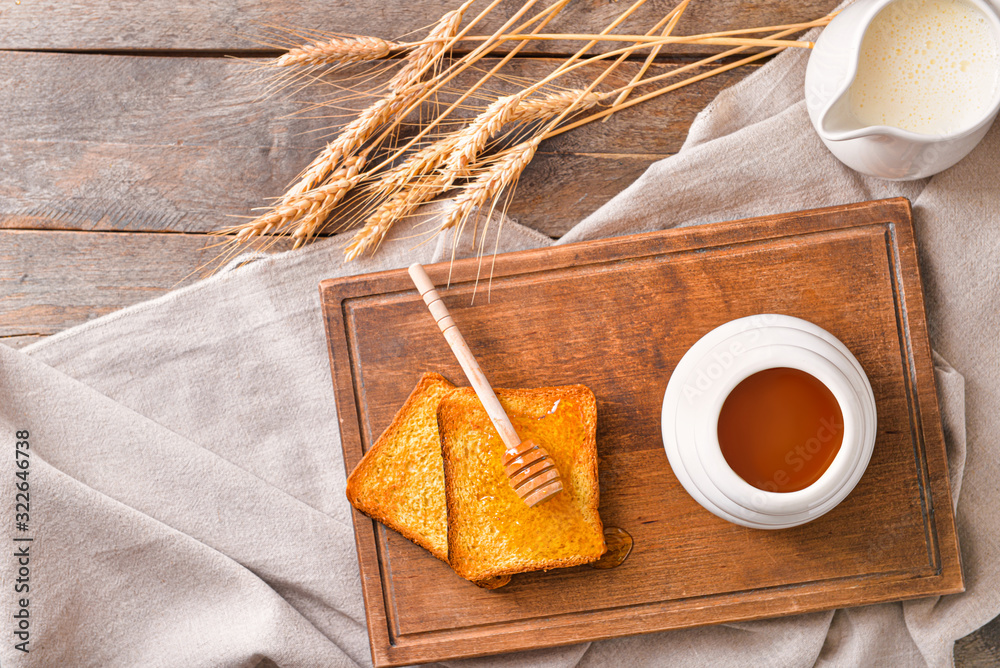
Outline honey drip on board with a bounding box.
[589,527,633,569]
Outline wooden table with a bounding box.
[1,1,996,663]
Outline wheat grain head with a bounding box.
[274,35,400,67]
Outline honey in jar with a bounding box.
[717,367,844,493]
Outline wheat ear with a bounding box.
[235,7,464,245]
[440,94,523,187]
[441,137,540,233]
[511,89,602,122]
[344,180,447,260]
[274,35,400,67]
[389,9,465,91]
[289,154,374,248]
[274,7,461,243]
[346,141,458,260]
[286,108,370,198]
[344,88,599,261]
[283,7,463,199]
[229,84,421,242]
[411,0,641,188]
[279,9,462,195]
[233,153,369,244]
[362,0,562,175]
[439,88,602,187]
[380,88,598,194]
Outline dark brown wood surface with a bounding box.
[321,199,963,667]
[5,0,998,662]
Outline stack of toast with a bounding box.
[346,372,606,588]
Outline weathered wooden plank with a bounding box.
[0,229,289,337]
[514,152,667,235]
[0,0,839,54]
[1,51,739,236]
[956,620,1000,668]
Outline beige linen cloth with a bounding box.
[2,24,997,668]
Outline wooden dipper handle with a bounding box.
[408,263,563,507]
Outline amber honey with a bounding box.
[589,527,633,569]
[717,367,844,493]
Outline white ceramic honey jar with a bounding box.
[661,315,878,529]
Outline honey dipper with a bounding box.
[408,263,564,507]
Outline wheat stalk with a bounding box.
[359,0,568,177]
[288,154,374,248]
[343,139,539,263]
[297,86,419,195]
[346,142,457,260]
[420,5,826,255]
[389,9,465,91]
[343,88,600,261]
[276,6,464,211]
[274,35,401,67]
[610,0,691,111]
[228,82,426,242]
[375,88,598,196]
[515,89,602,121]
[383,142,456,191]
[224,1,838,266]
[457,32,815,48]
[553,13,837,134]
[233,153,369,244]
[344,180,448,260]
[230,6,466,245]
[283,8,465,199]
[308,0,561,259]
[437,88,601,187]
[441,93,523,187]
[340,0,580,259]
[440,137,540,233]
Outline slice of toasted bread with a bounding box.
[438,385,606,582]
[345,372,510,589]
[346,372,454,560]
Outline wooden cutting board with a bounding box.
[319,198,963,668]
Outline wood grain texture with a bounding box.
[0,50,740,237]
[321,198,963,667]
[956,624,1000,667]
[0,0,840,53]
[0,229,290,338]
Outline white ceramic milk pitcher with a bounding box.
[805,0,1000,180]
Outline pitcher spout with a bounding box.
[805,0,1000,179]
[819,92,865,141]
[818,89,901,142]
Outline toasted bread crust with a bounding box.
[346,372,453,562]
[439,385,605,581]
[345,372,512,590]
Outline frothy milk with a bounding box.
[849,0,1000,135]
